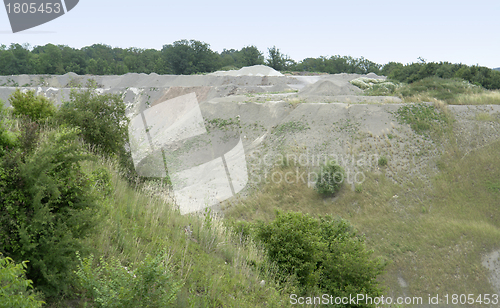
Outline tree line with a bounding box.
[1,40,499,89]
[0,40,383,76]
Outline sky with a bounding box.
[1,0,499,68]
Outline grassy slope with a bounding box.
[224,108,500,302]
[73,159,293,307]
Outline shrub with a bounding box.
[0,254,45,308]
[0,126,98,297]
[387,62,500,90]
[378,156,388,167]
[55,81,136,180]
[8,89,56,122]
[316,216,386,305]
[55,81,129,159]
[254,212,386,306]
[75,251,182,308]
[0,101,19,157]
[315,160,345,195]
[396,77,481,103]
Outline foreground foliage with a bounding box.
[254,212,387,307]
[75,251,182,307]
[1,93,294,306]
[0,254,44,308]
[0,125,99,297]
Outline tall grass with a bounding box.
[453,90,500,105]
[71,158,293,307]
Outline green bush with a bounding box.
[55,81,136,180]
[55,81,129,159]
[8,89,56,122]
[396,77,481,102]
[388,62,500,90]
[315,160,345,196]
[0,125,98,297]
[75,251,182,308]
[0,101,19,157]
[254,212,386,306]
[0,254,44,308]
[378,156,388,167]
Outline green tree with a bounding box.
[0,47,17,75]
[381,61,403,76]
[240,46,265,66]
[86,58,99,74]
[0,44,34,75]
[266,46,295,71]
[162,40,220,75]
[220,48,239,69]
[32,44,65,74]
[61,45,87,74]
[55,81,128,158]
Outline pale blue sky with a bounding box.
[1,0,499,68]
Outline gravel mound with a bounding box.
[209,65,283,77]
[298,77,363,97]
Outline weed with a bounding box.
[332,118,360,133]
[206,117,241,131]
[486,181,500,192]
[394,102,453,139]
[475,112,499,122]
[378,156,388,167]
[274,120,310,136]
[355,185,363,193]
